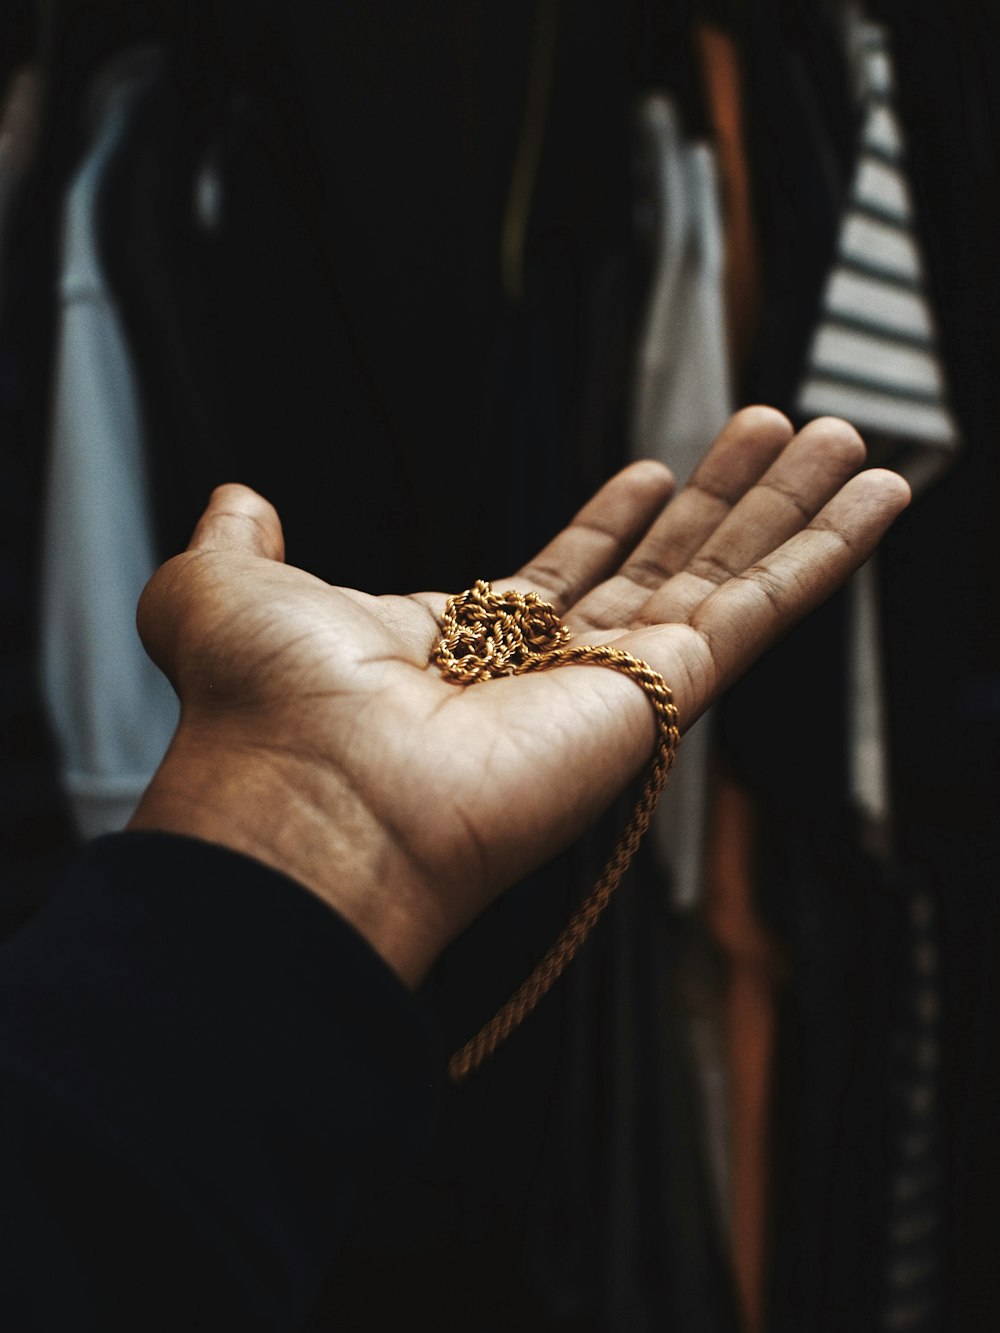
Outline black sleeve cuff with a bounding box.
[0,831,442,1330]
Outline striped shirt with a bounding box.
[795,20,959,469]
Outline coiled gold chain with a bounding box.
[432,579,680,1082]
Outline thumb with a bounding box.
[137,484,285,689]
[185,483,286,561]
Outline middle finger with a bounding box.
[568,405,793,633]
[633,415,867,629]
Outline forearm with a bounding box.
[129,722,450,986]
[0,832,440,1331]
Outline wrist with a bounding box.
[128,720,448,987]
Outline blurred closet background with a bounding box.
[1,3,997,1330]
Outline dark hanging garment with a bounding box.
[0,60,77,935]
[720,0,860,406]
[710,0,861,843]
[0,5,195,926]
[869,6,1000,1330]
[97,50,415,591]
[19,3,740,1330]
[298,7,737,1326]
[715,4,998,1331]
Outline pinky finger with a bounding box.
[687,469,911,693]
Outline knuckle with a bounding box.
[621,553,671,591]
[736,565,788,613]
[686,551,737,585]
[758,477,814,521]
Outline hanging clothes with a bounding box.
[630,90,732,917]
[40,49,180,838]
[24,5,740,1331]
[0,68,39,308]
[14,6,993,1332]
[794,14,959,477]
[871,3,1000,1327]
[794,10,960,848]
[0,61,77,936]
[788,26,955,1324]
[627,87,736,1258]
[716,6,965,1332]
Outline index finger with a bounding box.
[496,459,675,611]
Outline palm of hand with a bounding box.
[137,409,909,978]
[150,553,669,921]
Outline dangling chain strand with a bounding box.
[432,580,680,1083]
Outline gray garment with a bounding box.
[629,93,735,1237]
[41,58,179,839]
[630,93,734,915]
[631,94,733,490]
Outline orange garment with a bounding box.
[696,24,762,375]
[695,26,776,1331]
[704,769,787,1333]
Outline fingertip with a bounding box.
[698,405,794,481]
[187,483,285,561]
[865,467,913,507]
[843,467,913,519]
[622,457,676,494]
[796,415,868,466]
[590,458,675,525]
[730,403,795,443]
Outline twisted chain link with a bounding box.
[432,579,680,1082]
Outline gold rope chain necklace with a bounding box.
[432,579,681,1083]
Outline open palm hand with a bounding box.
[131,408,909,983]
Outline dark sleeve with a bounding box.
[0,831,441,1331]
